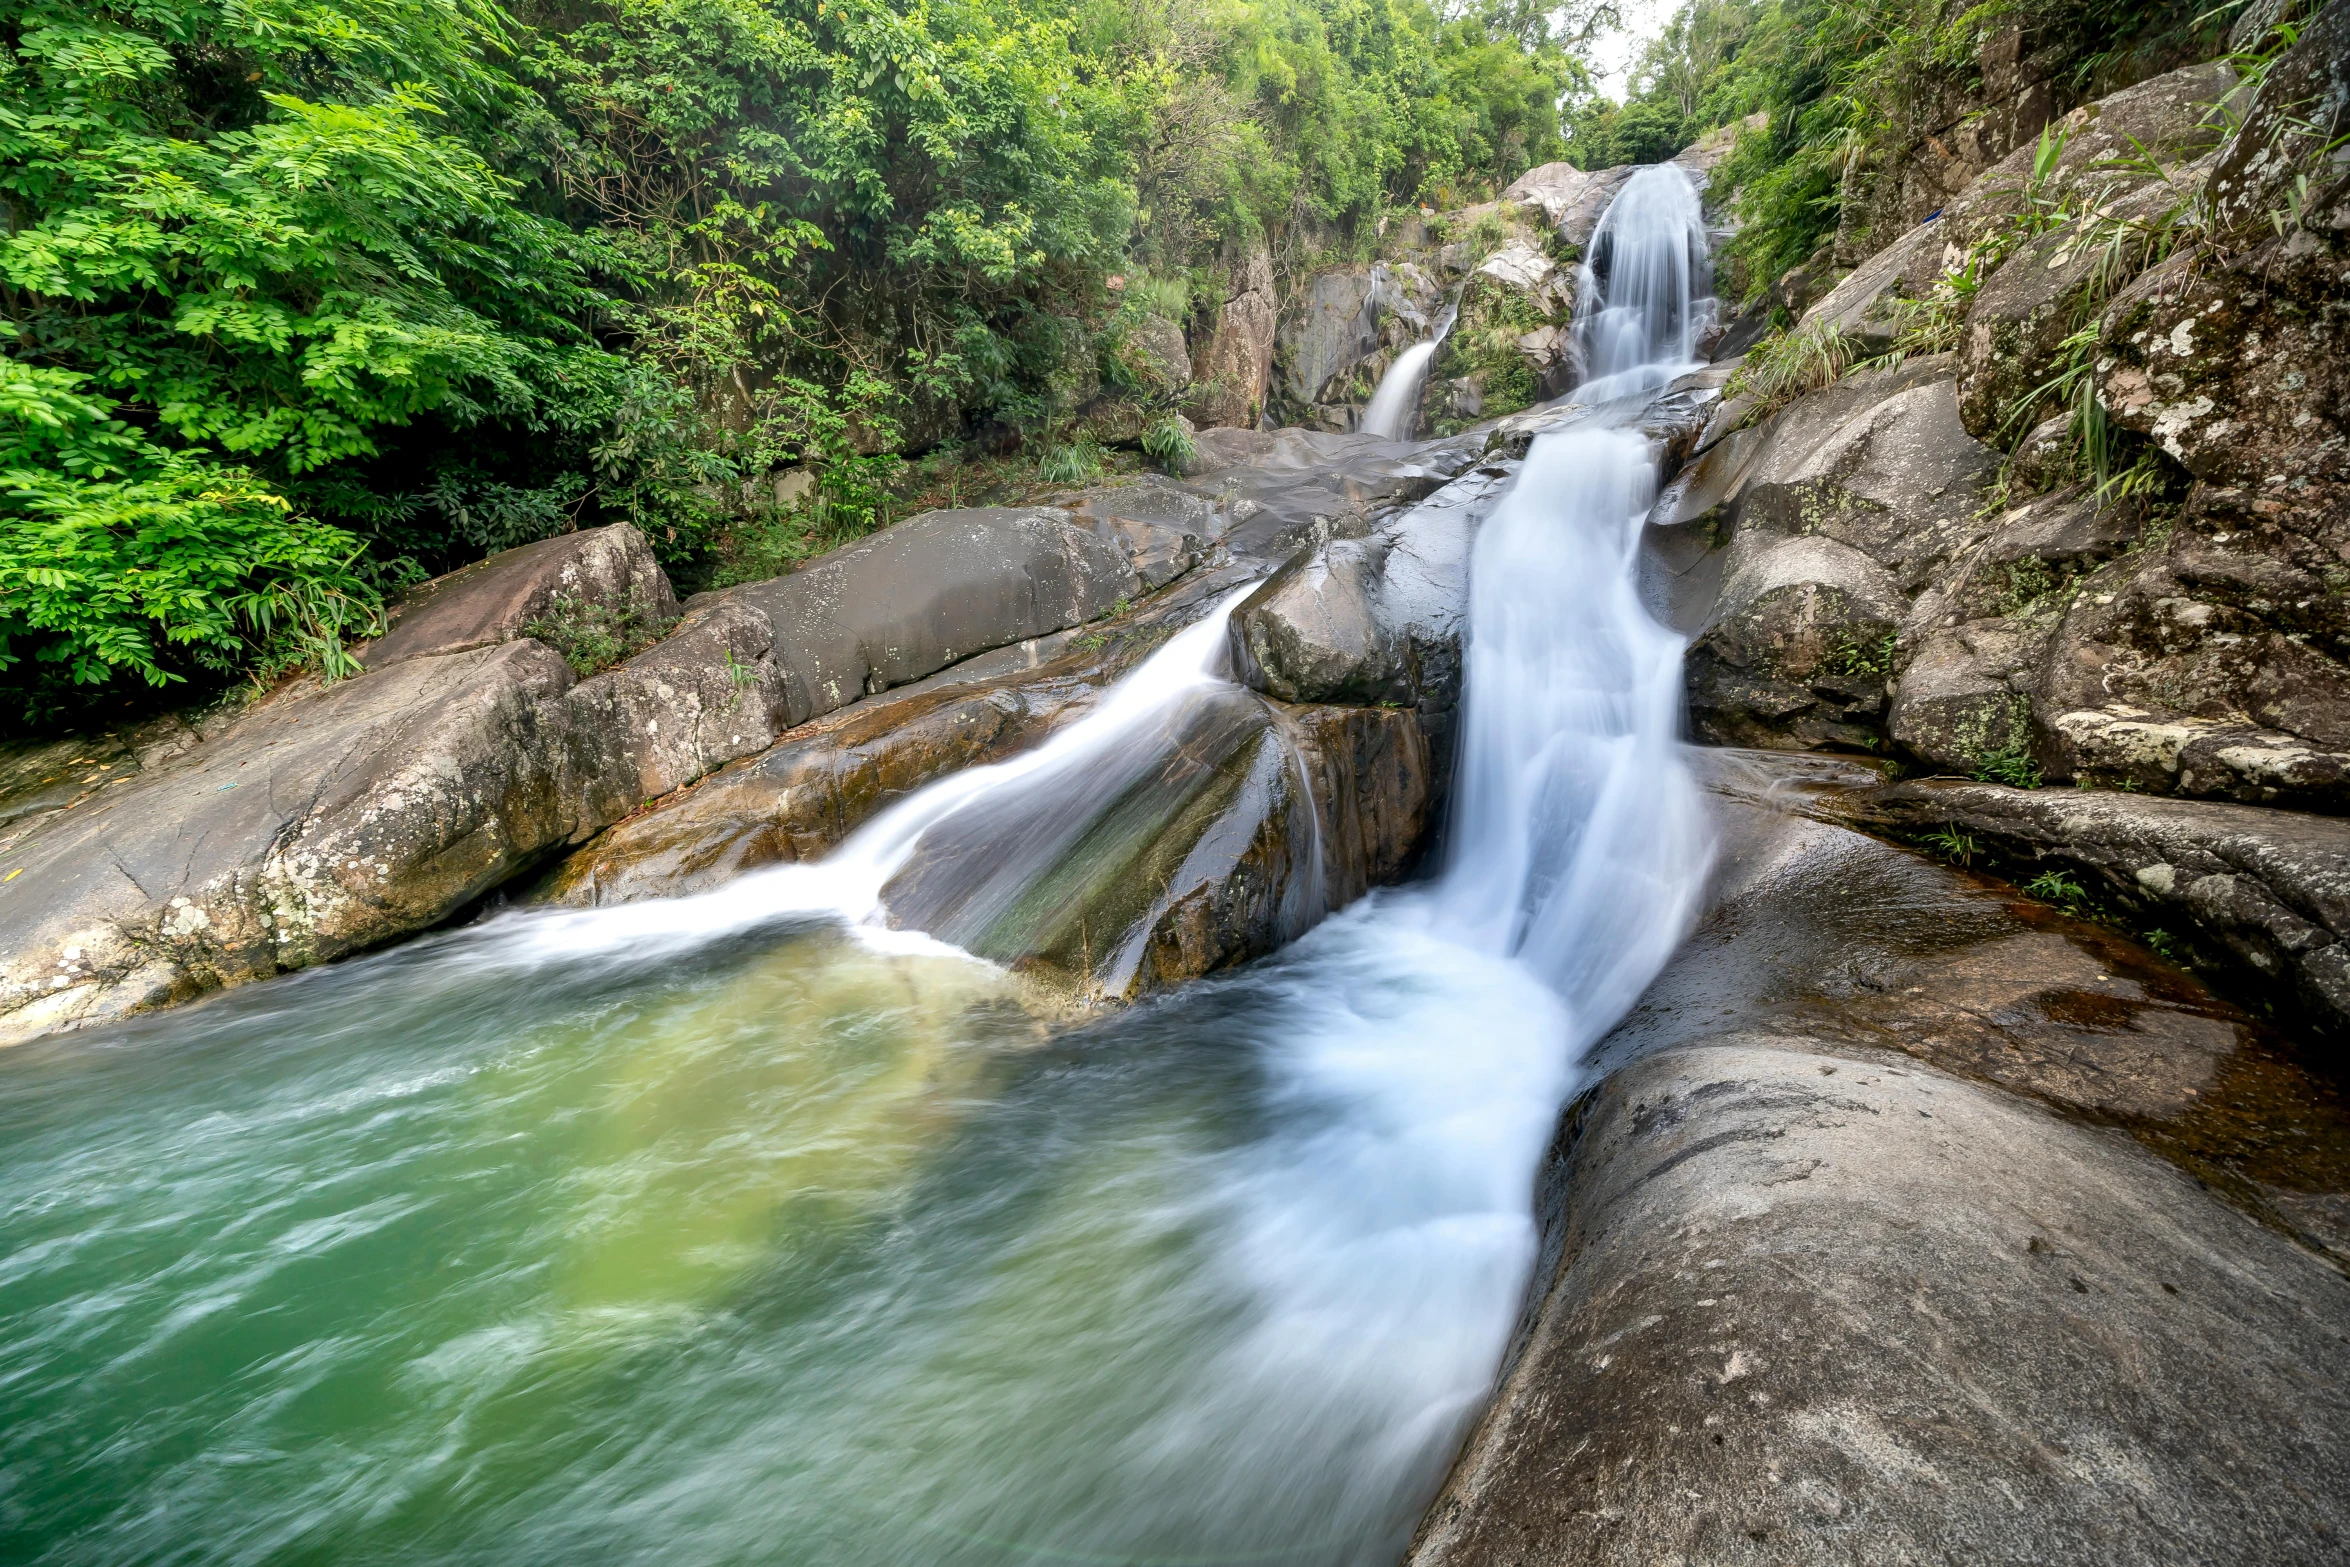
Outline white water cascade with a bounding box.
[1358,294,1462,441]
[467,159,1722,1556]
[0,165,1724,1567]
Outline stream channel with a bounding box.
[0,169,1718,1566]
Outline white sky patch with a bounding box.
[1586,0,1676,101]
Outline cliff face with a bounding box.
[1655,3,2350,1041]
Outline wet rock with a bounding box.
[1065,476,1229,591]
[1229,464,1506,764]
[715,505,1137,726]
[0,601,792,1044]
[363,523,676,669]
[1409,760,2350,1566]
[1229,537,1408,705]
[879,686,1322,1001]
[1213,428,1481,563]
[1820,778,2350,1041]
[536,573,1250,909]
[1410,1042,2350,1567]
[1277,264,1437,414]
[1275,702,1432,907]
[1501,163,1635,255]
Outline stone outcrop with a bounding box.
[1407,754,2350,1567]
[1190,242,1279,428]
[1500,162,1636,255]
[1275,262,1443,426]
[1227,465,1504,750]
[0,576,788,1044]
[1688,18,2350,829]
[363,524,677,669]
[1667,359,2001,748]
[1411,1043,2350,1567]
[541,565,1436,1004]
[714,505,1138,726]
[1801,59,2238,358]
[533,426,1509,999]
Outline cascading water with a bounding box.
[1357,294,1461,442]
[0,167,1716,1567]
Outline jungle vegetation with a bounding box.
[0,0,2245,725]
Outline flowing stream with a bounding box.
[1356,296,1460,442]
[0,167,1715,1567]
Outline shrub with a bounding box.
[1141,416,1199,475]
[520,593,672,676]
[0,365,381,722]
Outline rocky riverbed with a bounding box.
[2,6,2346,1560]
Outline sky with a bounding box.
[1586,0,1674,100]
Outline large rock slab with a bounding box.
[1408,1039,2350,1567]
[1815,778,2350,1043]
[0,528,796,1043]
[1064,475,1230,591]
[0,602,788,1044]
[1502,163,1636,254]
[364,524,676,669]
[1406,756,2350,1566]
[714,505,1138,726]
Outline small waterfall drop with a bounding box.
[0,165,1725,1567]
[1358,295,1460,441]
[1570,164,1715,397]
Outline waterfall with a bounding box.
[0,166,1724,1567]
[1358,295,1461,441]
[1569,163,1716,398]
[484,587,1261,971]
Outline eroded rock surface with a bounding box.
[1408,754,2350,1567]
[364,524,676,669]
[0,606,787,1043]
[714,505,1137,726]
[1812,776,2350,1043]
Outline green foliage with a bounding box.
[520,591,671,676]
[1974,740,2043,790]
[1141,415,1198,475]
[1920,824,1981,865]
[1038,432,1108,485]
[1723,315,1860,420]
[1603,0,2223,296]
[1820,629,1895,679]
[0,0,1597,729]
[2021,867,2091,912]
[1432,276,1547,428]
[0,361,382,720]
